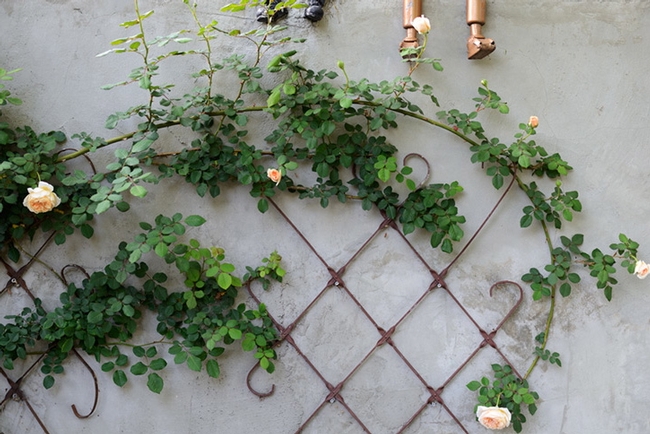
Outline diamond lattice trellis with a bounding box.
[0,160,529,434]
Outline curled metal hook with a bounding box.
[61,264,91,286]
[402,153,431,190]
[246,362,275,398]
[70,349,99,419]
[488,280,524,332]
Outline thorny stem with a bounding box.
[407,33,428,76]
[516,175,557,381]
[134,0,155,123]
[25,339,174,357]
[54,111,264,163]
[185,1,214,99]
[56,98,476,164]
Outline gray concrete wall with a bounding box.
[1,1,650,433]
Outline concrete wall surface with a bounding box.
[1,0,650,433]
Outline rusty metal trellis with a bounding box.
[1,155,525,433]
[245,160,525,433]
[0,235,100,434]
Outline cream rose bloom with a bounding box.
[528,115,539,128]
[23,181,61,214]
[266,168,281,185]
[635,260,650,279]
[411,15,431,34]
[476,406,511,430]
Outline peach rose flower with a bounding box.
[476,406,511,430]
[411,15,431,34]
[635,260,650,279]
[23,181,61,214]
[267,168,281,185]
[528,116,539,128]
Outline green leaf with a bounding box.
[123,305,136,317]
[147,373,164,394]
[370,117,383,131]
[467,380,481,391]
[185,215,206,227]
[130,362,148,376]
[206,359,220,378]
[441,238,453,254]
[217,273,232,290]
[149,358,168,371]
[87,311,103,324]
[572,233,584,245]
[80,224,94,239]
[59,337,74,353]
[116,354,129,366]
[267,87,281,107]
[173,351,188,364]
[492,174,504,190]
[604,286,613,301]
[129,249,142,263]
[520,214,533,228]
[339,97,353,108]
[113,370,128,387]
[559,282,571,297]
[228,328,242,340]
[95,200,111,214]
[568,273,580,283]
[155,242,168,257]
[257,198,269,213]
[523,393,536,404]
[130,185,148,198]
[187,354,202,372]
[282,83,296,95]
[242,335,256,351]
[54,233,67,245]
[43,375,55,389]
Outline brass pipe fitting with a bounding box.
[400,0,423,54]
[466,0,495,60]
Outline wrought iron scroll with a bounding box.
[0,234,100,433]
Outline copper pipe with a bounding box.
[466,0,495,59]
[400,0,423,54]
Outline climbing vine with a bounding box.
[0,0,647,432]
